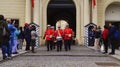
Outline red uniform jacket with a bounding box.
[55,29,64,38]
[51,30,55,41]
[102,29,109,40]
[63,28,73,40]
[44,29,54,40]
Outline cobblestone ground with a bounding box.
[0,46,120,67]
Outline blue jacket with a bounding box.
[13,28,20,40]
[8,24,16,38]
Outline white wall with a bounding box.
[105,4,120,21]
[0,0,25,26]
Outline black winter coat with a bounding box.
[0,20,10,46]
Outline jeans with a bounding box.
[12,39,18,53]
[1,42,9,58]
[18,39,23,49]
[9,37,14,57]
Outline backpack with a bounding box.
[114,30,120,39]
[0,20,8,37]
[0,21,4,37]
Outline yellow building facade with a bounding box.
[0,0,120,45]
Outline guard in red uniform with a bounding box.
[44,25,54,51]
[63,25,73,51]
[51,26,56,49]
[55,26,64,51]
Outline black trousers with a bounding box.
[31,39,35,52]
[109,38,116,54]
[57,40,62,51]
[25,39,31,51]
[46,40,53,51]
[53,41,56,49]
[89,37,94,46]
[115,39,119,49]
[64,40,71,51]
[103,39,108,53]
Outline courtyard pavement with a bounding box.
[0,45,120,67]
[0,46,27,61]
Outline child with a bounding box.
[31,25,37,53]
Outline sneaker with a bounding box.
[3,56,7,60]
[102,52,107,54]
[7,57,12,60]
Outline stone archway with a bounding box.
[42,0,81,45]
[103,0,120,26]
[105,2,120,22]
[97,0,120,28]
[105,2,120,29]
[47,0,76,35]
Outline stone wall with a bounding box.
[0,0,25,26]
[97,0,120,27]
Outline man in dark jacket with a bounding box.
[108,23,116,55]
[0,15,10,59]
[24,23,31,51]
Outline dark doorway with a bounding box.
[105,21,120,30]
[47,0,76,35]
[5,18,19,28]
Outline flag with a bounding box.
[32,0,34,8]
[93,0,96,7]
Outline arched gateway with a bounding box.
[42,0,82,45]
[105,2,120,29]
[47,0,76,34]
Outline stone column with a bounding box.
[39,0,42,37]
[25,0,32,23]
[39,0,43,45]
[33,0,40,25]
[80,0,84,45]
[84,0,90,26]
[76,0,82,45]
[92,0,97,24]
[81,0,90,45]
